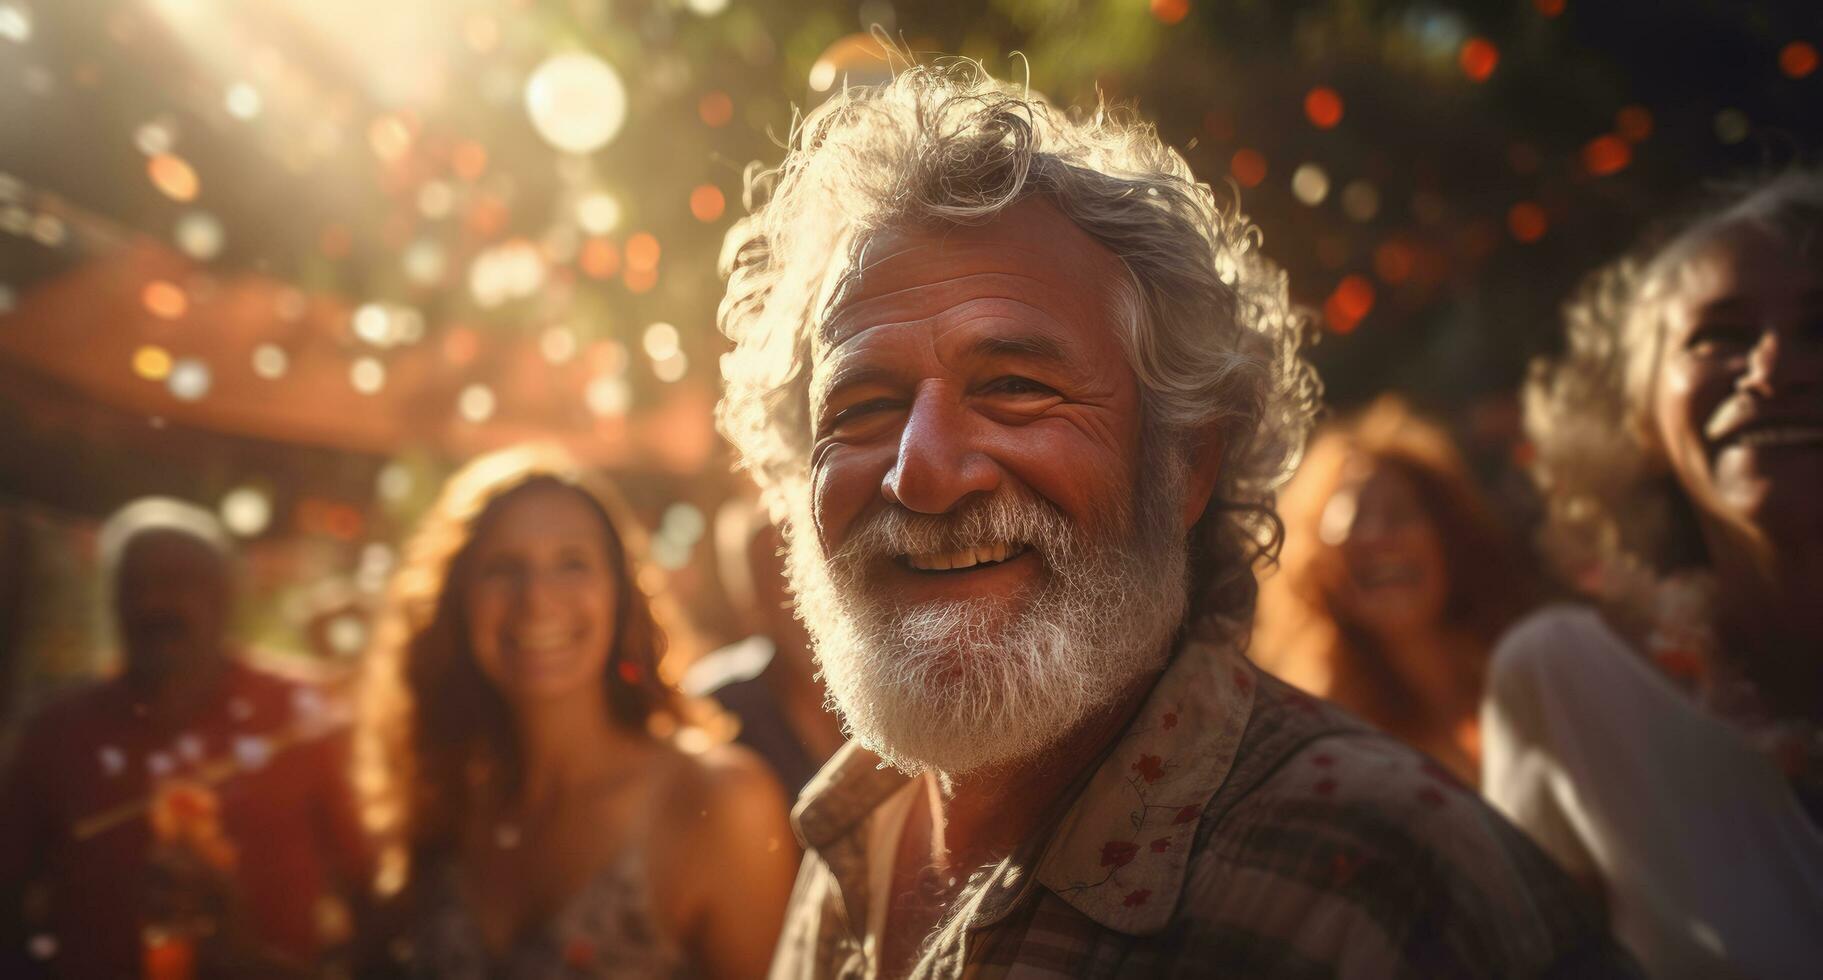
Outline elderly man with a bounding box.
[716,63,1633,978]
[0,499,369,977]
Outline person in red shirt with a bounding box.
[0,498,371,977]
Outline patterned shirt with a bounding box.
[771,637,1638,979]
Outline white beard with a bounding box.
[785,461,1191,776]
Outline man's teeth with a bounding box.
[1731,425,1823,448]
[905,542,1022,572]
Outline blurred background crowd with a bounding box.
[0,0,1817,977]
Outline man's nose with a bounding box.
[881,386,1001,514]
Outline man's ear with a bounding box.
[1180,425,1225,531]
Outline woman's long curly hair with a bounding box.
[1253,398,1535,728]
[355,445,693,886]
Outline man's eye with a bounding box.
[985,376,1057,397]
[823,398,901,434]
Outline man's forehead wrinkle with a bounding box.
[821,273,1073,348]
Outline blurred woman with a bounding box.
[356,445,796,978]
[1252,396,1535,784]
[1484,172,1823,978]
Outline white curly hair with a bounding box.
[714,59,1320,637]
[1524,169,1823,614]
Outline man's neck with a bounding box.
[937,669,1156,863]
[877,670,1158,975]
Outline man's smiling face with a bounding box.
[786,198,1192,774]
[806,198,1144,623]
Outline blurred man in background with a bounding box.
[685,497,845,795]
[0,498,369,977]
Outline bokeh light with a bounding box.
[174,211,224,260]
[224,82,262,120]
[1150,0,1190,26]
[642,322,681,361]
[251,344,288,379]
[133,345,173,381]
[1615,105,1653,143]
[525,51,628,154]
[368,114,412,162]
[167,358,211,401]
[220,486,272,537]
[377,463,414,503]
[135,120,176,156]
[1713,108,1750,144]
[1581,134,1631,176]
[577,192,622,234]
[698,91,734,127]
[1291,164,1330,206]
[585,376,631,417]
[579,237,622,279]
[457,384,496,422]
[1324,275,1375,334]
[652,351,689,383]
[1780,41,1818,80]
[1304,87,1344,129]
[1229,148,1266,188]
[0,2,31,44]
[350,357,386,394]
[452,141,488,181]
[540,326,578,364]
[1459,38,1499,83]
[1507,201,1548,243]
[1533,0,1565,17]
[1373,241,1414,285]
[1341,180,1380,222]
[625,232,661,271]
[689,184,725,222]
[142,280,187,320]
[147,153,199,202]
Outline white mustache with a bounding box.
[829,490,1084,569]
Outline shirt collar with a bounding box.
[791,634,1257,936]
[1032,635,1255,934]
